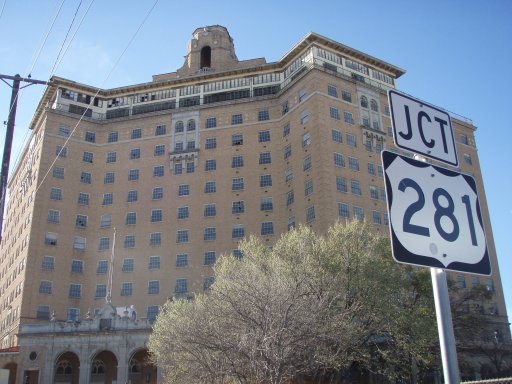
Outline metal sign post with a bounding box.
[385,90,491,383]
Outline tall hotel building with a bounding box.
[0,26,509,382]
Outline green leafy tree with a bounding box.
[149,221,437,383]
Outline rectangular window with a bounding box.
[368,163,375,175]
[122,258,134,272]
[377,165,383,178]
[303,155,312,171]
[154,145,165,157]
[286,190,294,206]
[153,165,164,177]
[204,204,216,217]
[232,134,243,146]
[125,190,137,203]
[347,134,357,147]
[69,284,82,298]
[365,140,373,152]
[83,151,93,163]
[150,187,163,200]
[232,155,244,168]
[372,211,382,225]
[338,203,349,218]
[260,174,272,187]
[348,157,359,171]
[387,126,393,137]
[204,276,215,291]
[67,308,80,321]
[56,145,67,158]
[287,216,295,231]
[187,141,196,150]
[174,162,182,174]
[150,232,161,246]
[300,110,309,124]
[80,172,91,184]
[175,279,188,294]
[130,148,141,160]
[39,280,52,294]
[380,187,386,202]
[125,212,137,225]
[232,225,245,239]
[205,159,216,171]
[332,129,342,143]
[283,123,290,137]
[299,89,307,102]
[148,280,160,294]
[204,251,216,266]
[108,131,118,143]
[176,254,188,268]
[42,256,55,271]
[305,179,313,196]
[464,154,472,165]
[460,134,469,145]
[284,144,292,160]
[121,282,133,296]
[205,137,217,149]
[285,169,293,183]
[370,186,379,200]
[353,206,364,221]
[98,215,112,230]
[330,107,340,120]
[85,131,96,143]
[75,214,87,228]
[53,166,64,179]
[45,232,58,246]
[302,132,311,148]
[73,236,86,250]
[261,221,274,235]
[149,256,161,270]
[131,128,142,139]
[106,151,117,163]
[205,181,216,194]
[384,213,389,226]
[95,284,106,299]
[336,177,347,193]
[155,124,166,136]
[260,197,273,212]
[204,227,216,241]
[231,114,243,125]
[59,125,70,136]
[104,172,115,184]
[124,235,135,248]
[37,305,50,320]
[306,206,316,223]
[147,306,159,323]
[97,260,108,274]
[259,130,271,142]
[232,177,244,191]
[99,237,110,251]
[344,111,354,124]
[258,110,270,121]
[47,210,60,224]
[102,193,113,205]
[150,209,162,222]
[178,184,190,196]
[205,117,217,129]
[176,230,189,243]
[328,84,338,98]
[50,188,62,200]
[259,152,272,165]
[334,153,345,167]
[351,180,362,196]
[342,90,352,102]
[71,260,84,274]
[232,200,245,214]
[128,169,139,181]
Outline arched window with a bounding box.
[360,96,368,108]
[175,121,184,133]
[201,46,211,69]
[130,358,141,373]
[370,99,378,112]
[56,360,72,375]
[187,120,196,131]
[91,359,106,374]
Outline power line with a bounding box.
[0,0,7,23]
[34,0,160,196]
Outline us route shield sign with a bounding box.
[382,150,491,275]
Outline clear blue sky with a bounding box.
[1,0,511,319]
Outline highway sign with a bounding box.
[389,90,458,167]
[382,150,490,275]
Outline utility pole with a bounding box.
[0,74,49,241]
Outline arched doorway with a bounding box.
[54,351,80,384]
[2,362,17,384]
[90,350,117,384]
[128,349,157,384]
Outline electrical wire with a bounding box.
[35,0,160,195]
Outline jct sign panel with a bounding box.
[382,150,490,275]
[389,90,458,166]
